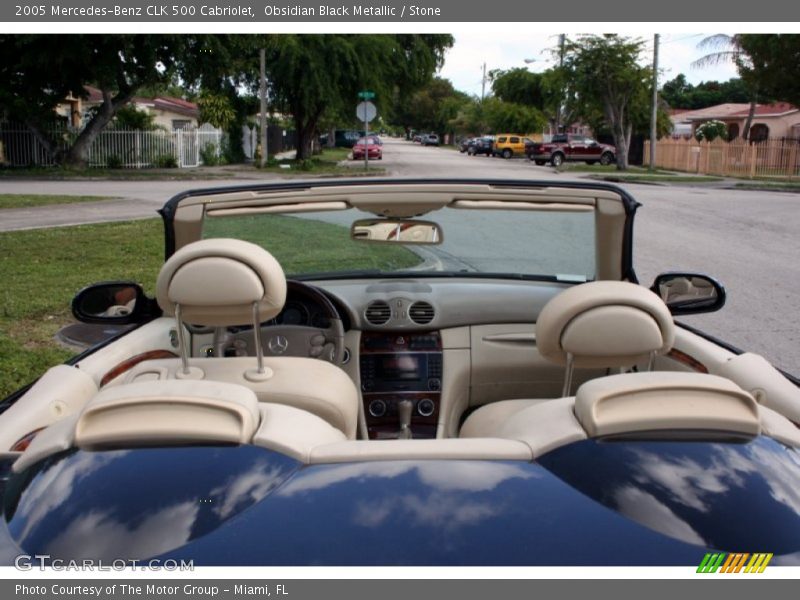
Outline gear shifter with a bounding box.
[397,399,413,439]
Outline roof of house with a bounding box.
[674,102,800,123]
[676,103,751,122]
[728,102,798,117]
[132,96,199,119]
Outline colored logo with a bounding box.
[697,553,773,573]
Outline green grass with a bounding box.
[254,147,385,177]
[586,174,724,184]
[560,164,679,175]
[733,181,800,191]
[0,214,418,397]
[204,213,421,275]
[0,194,117,209]
[0,219,164,398]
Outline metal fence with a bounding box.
[645,137,800,179]
[0,122,224,169]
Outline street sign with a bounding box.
[356,101,377,123]
[358,91,375,100]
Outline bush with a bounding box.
[153,154,178,169]
[695,120,728,142]
[106,155,123,169]
[199,143,222,166]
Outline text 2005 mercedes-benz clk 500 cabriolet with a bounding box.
[1,179,799,566]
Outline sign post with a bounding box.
[356,92,377,171]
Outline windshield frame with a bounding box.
[160,178,641,283]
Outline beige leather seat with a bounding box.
[461,281,675,438]
[122,238,359,439]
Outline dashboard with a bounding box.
[190,276,576,439]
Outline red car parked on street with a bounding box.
[352,136,382,160]
[525,134,615,167]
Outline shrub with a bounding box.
[153,154,178,169]
[199,143,221,166]
[695,120,728,142]
[106,155,123,169]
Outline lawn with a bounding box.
[0,194,117,209]
[733,181,800,192]
[0,214,418,398]
[254,146,386,176]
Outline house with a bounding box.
[130,96,200,130]
[669,102,800,141]
[56,86,200,130]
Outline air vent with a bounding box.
[365,300,391,325]
[409,301,435,325]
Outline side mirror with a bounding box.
[72,282,160,324]
[651,273,726,315]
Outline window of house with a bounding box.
[172,119,192,130]
[727,123,740,139]
[749,123,769,142]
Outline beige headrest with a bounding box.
[574,372,760,438]
[536,281,674,368]
[75,380,261,448]
[156,238,287,326]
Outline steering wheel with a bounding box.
[223,281,346,365]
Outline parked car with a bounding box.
[459,137,476,153]
[493,134,533,158]
[319,129,362,148]
[351,137,382,160]
[422,134,440,146]
[468,136,494,156]
[526,134,616,166]
[2,179,800,566]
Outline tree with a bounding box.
[397,77,470,139]
[0,35,187,167]
[482,98,546,134]
[661,74,751,109]
[561,35,650,170]
[265,34,452,159]
[737,34,800,109]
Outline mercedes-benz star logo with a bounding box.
[268,335,289,354]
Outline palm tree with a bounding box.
[692,34,758,141]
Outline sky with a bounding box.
[439,33,739,98]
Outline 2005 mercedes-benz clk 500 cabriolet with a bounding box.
[1,179,799,566]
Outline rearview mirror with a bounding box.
[651,273,726,315]
[72,282,159,324]
[351,219,443,244]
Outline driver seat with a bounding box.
[118,238,359,439]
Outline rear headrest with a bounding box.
[536,281,675,368]
[156,238,286,326]
[75,380,261,448]
[574,372,760,438]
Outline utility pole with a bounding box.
[556,33,565,134]
[649,34,659,172]
[259,48,268,168]
[480,62,487,102]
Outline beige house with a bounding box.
[670,102,800,141]
[56,86,200,130]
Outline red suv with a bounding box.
[525,134,616,167]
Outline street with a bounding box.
[1,137,798,373]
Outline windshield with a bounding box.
[202,207,596,281]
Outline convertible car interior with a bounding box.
[2,180,798,473]
[3,179,800,564]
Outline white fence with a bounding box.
[0,122,224,169]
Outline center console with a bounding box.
[359,331,442,439]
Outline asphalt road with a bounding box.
[1,138,798,373]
